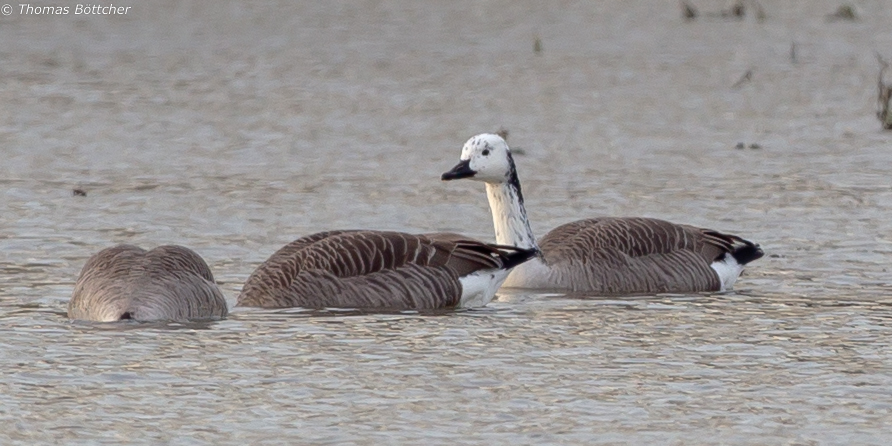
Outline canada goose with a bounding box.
[441,133,764,294]
[68,245,228,322]
[236,230,537,310]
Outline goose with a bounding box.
[68,244,228,322]
[441,133,764,294]
[236,230,537,310]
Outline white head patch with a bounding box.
[459,133,513,183]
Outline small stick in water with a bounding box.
[681,1,698,20]
[732,69,753,88]
[877,53,892,130]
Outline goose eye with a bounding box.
[482,149,490,156]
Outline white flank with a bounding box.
[501,257,551,288]
[458,268,512,308]
[710,254,745,291]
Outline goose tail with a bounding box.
[729,238,764,266]
[495,245,539,270]
[711,237,764,291]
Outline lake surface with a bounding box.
[2,1,891,444]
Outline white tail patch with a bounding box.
[710,254,745,291]
[458,269,512,308]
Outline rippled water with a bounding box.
[2,1,892,444]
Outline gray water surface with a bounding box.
[2,1,891,444]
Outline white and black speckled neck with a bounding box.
[484,153,539,251]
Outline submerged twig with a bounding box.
[752,0,767,21]
[732,69,753,88]
[721,0,745,19]
[877,53,892,130]
[681,1,698,20]
[495,128,525,155]
[828,4,857,21]
[692,0,765,21]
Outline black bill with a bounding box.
[441,159,476,181]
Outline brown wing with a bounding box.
[538,217,748,293]
[236,230,531,310]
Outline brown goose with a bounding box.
[441,133,763,294]
[68,245,228,322]
[236,230,537,310]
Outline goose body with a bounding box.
[441,133,764,294]
[236,230,537,310]
[68,245,228,322]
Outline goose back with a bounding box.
[68,245,228,322]
[529,217,760,293]
[236,230,534,309]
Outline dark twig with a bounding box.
[828,4,857,21]
[752,0,767,21]
[681,1,697,20]
[732,69,753,88]
[877,53,892,130]
[495,128,526,154]
[721,0,745,19]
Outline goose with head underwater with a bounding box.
[441,133,764,294]
[68,244,229,322]
[236,230,537,310]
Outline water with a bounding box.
[2,1,892,444]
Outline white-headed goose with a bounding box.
[441,133,763,294]
[68,245,228,322]
[236,230,536,310]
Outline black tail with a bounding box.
[730,241,764,265]
[498,246,540,270]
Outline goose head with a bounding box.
[441,133,514,184]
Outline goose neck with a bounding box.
[484,179,538,251]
